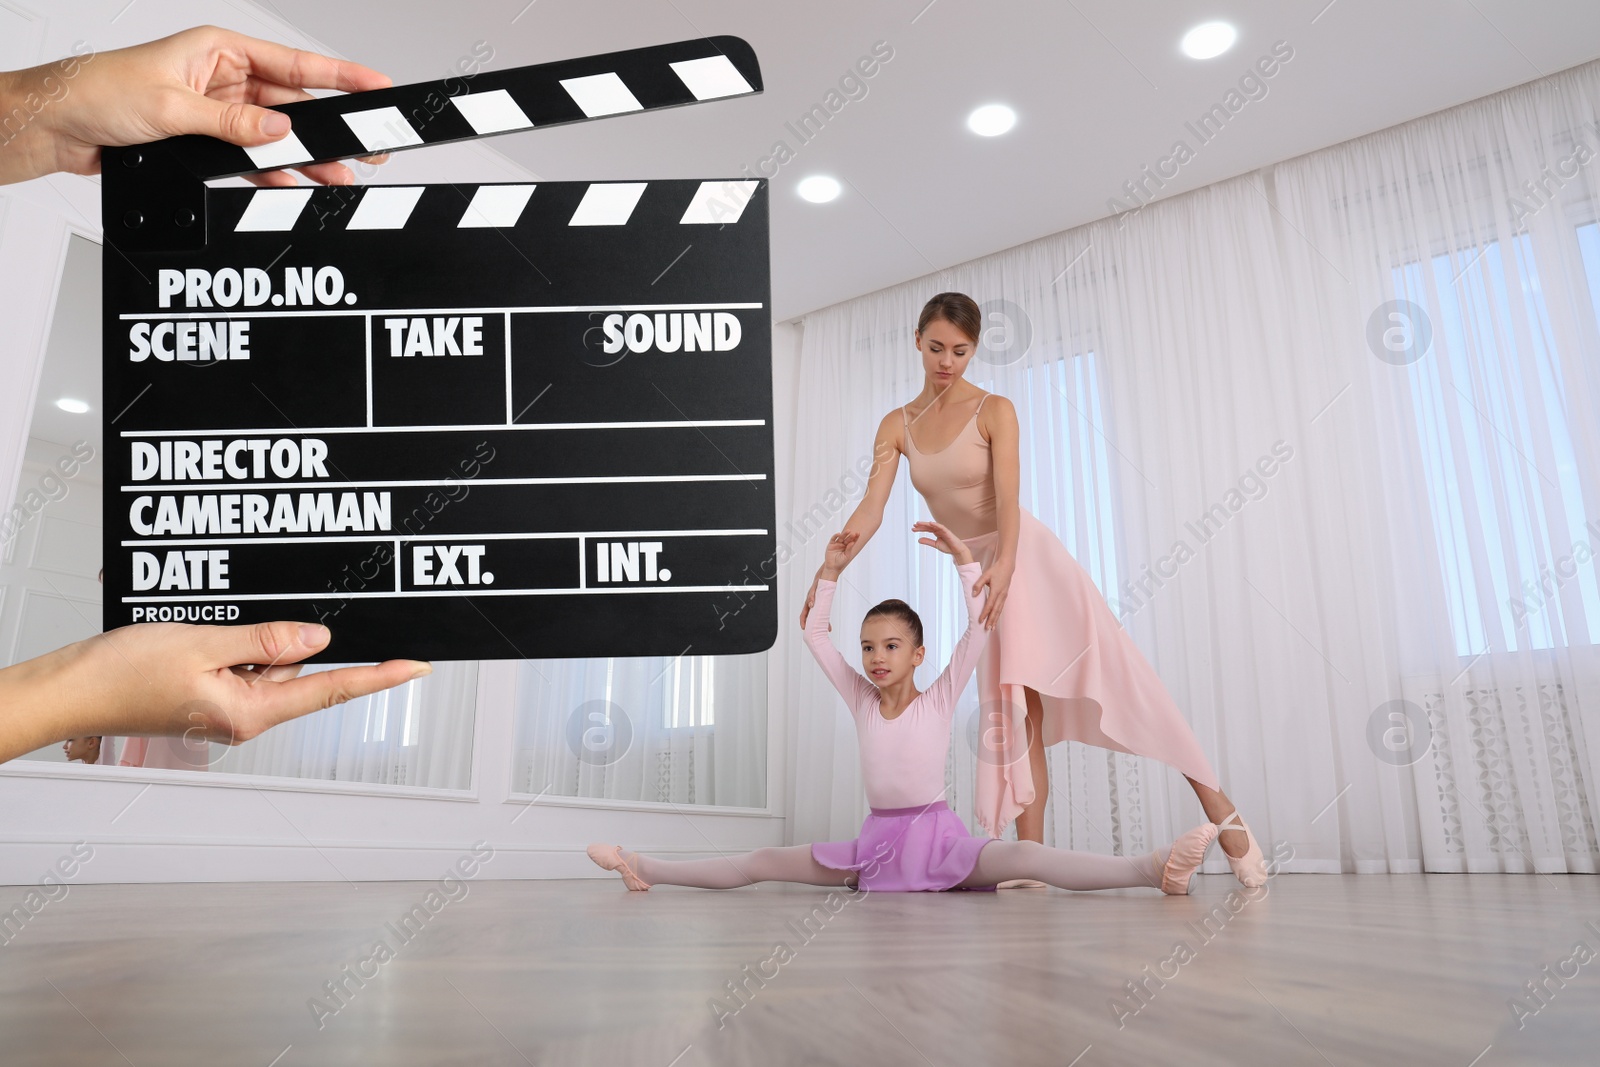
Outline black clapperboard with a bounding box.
[101,37,776,662]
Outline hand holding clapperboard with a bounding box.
[102,37,775,663]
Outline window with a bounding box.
[916,350,1123,670]
[663,656,716,728]
[1394,231,1599,656]
[966,351,1123,600]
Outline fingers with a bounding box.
[244,169,301,188]
[246,83,316,109]
[197,620,330,670]
[242,159,376,189]
[981,593,1007,630]
[167,90,293,147]
[210,29,393,95]
[294,160,359,185]
[230,662,305,684]
[253,660,431,733]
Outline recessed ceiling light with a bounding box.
[967,104,1017,137]
[1181,21,1237,59]
[56,398,89,414]
[797,176,841,203]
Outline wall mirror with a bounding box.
[3,234,477,789]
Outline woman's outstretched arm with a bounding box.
[800,411,903,628]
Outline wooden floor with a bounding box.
[1,873,1596,1066]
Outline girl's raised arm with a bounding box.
[803,532,876,711]
[803,574,877,713]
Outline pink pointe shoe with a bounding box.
[586,843,651,891]
[1214,810,1268,888]
[1160,822,1220,895]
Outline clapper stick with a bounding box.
[102,37,777,663]
[104,35,762,251]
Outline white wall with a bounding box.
[0,0,799,884]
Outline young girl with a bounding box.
[588,521,1219,894]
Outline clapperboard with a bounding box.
[101,37,776,662]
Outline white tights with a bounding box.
[628,840,1167,892]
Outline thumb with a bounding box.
[199,620,329,670]
[166,91,293,147]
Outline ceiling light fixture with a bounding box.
[797,175,842,203]
[967,104,1017,137]
[56,398,90,414]
[1180,21,1237,60]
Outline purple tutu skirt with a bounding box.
[811,800,996,892]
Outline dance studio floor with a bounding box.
[2,873,1595,1065]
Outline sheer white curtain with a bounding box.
[785,59,1600,874]
[512,654,766,808]
[206,662,477,789]
[1272,63,1600,874]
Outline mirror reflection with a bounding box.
[5,235,476,790]
[513,652,767,808]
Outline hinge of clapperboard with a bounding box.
[101,36,763,253]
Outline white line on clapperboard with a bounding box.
[122,528,768,547]
[120,420,766,437]
[119,301,768,431]
[116,302,765,320]
[120,475,765,492]
[124,586,771,604]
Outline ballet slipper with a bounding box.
[996,878,1048,889]
[1160,822,1219,895]
[586,843,651,891]
[1214,810,1268,888]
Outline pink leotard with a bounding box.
[804,562,989,810]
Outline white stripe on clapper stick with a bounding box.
[243,133,314,172]
[569,183,648,225]
[458,185,537,228]
[348,187,425,230]
[342,106,426,152]
[669,56,755,100]
[451,90,535,135]
[236,188,313,232]
[680,181,758,224]
[559,72,643,117]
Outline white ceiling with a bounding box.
[228,2,1600,318]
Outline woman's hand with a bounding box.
[972,557,1015,631]
[1,26,393,187]
[0,620,430,763]
[913,520,974,566]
